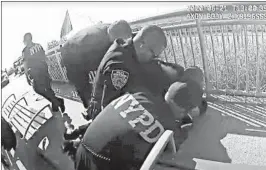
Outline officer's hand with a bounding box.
[82,99,100,120]
[73,138,81,148]
[88,99,100,119]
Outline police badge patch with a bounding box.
[111,70,129,90]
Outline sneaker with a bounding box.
[199,99,208,115]
[58,98,66,113]
[180,114,193,129]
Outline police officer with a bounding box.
[85,25,167,120]
[75,87,177,170]
[61,20,132,110]
[22,33,65,112]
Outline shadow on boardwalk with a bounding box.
[158,96,266,169]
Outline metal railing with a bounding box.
[46,52,69,82]
[45,18,266,104]
[160,19,266,100]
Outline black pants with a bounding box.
[30,69,61,107]
[75,144,141,170]
[65,64,92,108]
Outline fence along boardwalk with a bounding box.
[160,20,266,95]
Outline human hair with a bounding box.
[24,32,32,41]
[107,20,132,41]
[133,25,167,57]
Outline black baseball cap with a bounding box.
[169,80,203,111]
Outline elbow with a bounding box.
[164,91,170,103]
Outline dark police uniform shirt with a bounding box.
[82,90,176,165]
[141,59,184,98]
[60,23,111,72]
[22,43,47,76]
[91,38,145,108]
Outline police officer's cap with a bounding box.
[108,20,132,40]
[138,25,167,57]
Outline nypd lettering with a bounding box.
[111,94,165,143]
[111,70,129,90]
[30,44,42,55]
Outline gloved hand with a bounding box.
[82,99,101,121]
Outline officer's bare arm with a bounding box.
[164,91,186,119]
[164,82,188,119]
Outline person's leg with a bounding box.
[33,78,62,112]
[199,98,208,115]
[32,79,58,110]
[43,75,65,112]
[66,65,91,109]
[76,82,92,109]
[71,70,92,109]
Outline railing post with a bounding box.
[58,52,69,82]
[196,19,211,98]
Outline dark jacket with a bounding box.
[80,90,176,170]
[22,43,48,78]
[60,23,112,72]
[91,38,145,109]
[141,59,184,98]
[1,117,16,151]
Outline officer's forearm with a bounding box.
[77,123,90,136]
[91,83,103,102]
[64,129,81,140]
[165,92,186,119]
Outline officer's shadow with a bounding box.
[157,106,232,169]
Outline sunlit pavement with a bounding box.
[1,75,87,127]
[2,75,266,169]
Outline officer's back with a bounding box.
[22,33,47,72]
[61,23,110,68]
[79,88,177,170]
[61,21,133,71]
